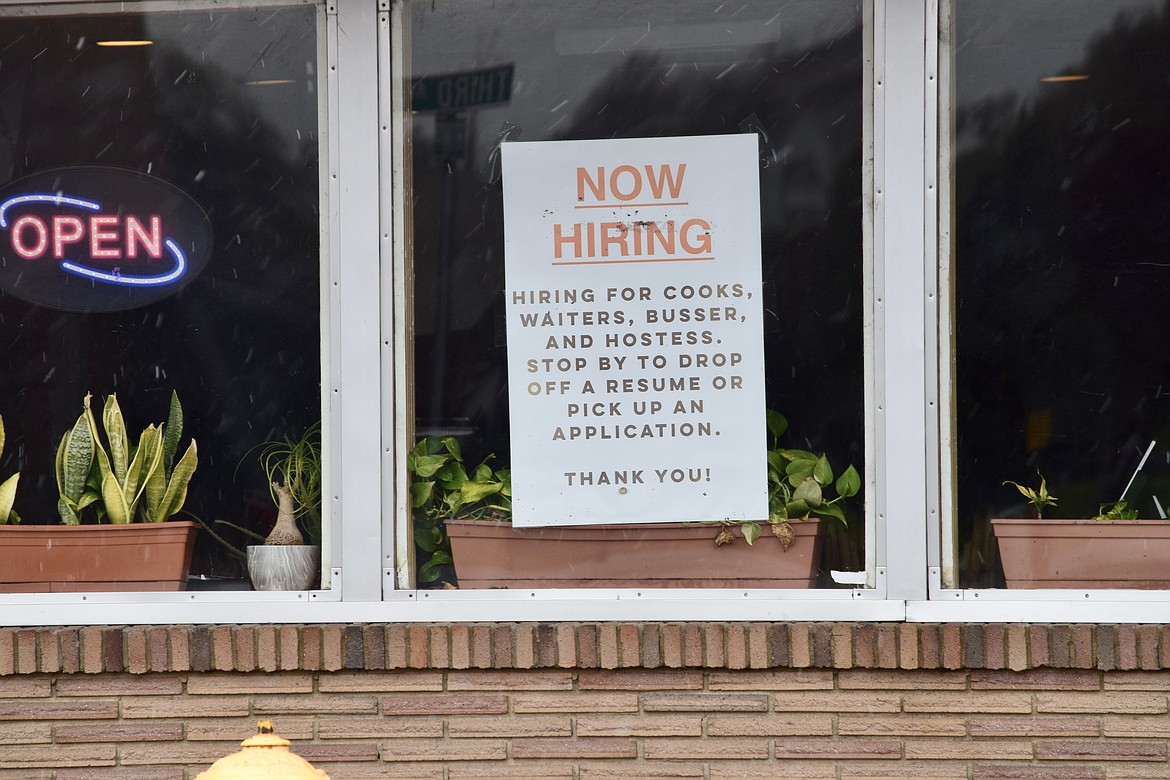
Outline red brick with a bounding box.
[256,625,277,672]
[429,625,450,669]
[557,624,577,668]
[968,716,1100,737]
[640,624,661,668]
[973,766,1103,780]
[599,624,619,670]
[1118,626,1139,670]
[983,624,1006,670]
[380,694,507,715]
[512,738,636,759]
[148,628,169,673]
[789,624,812,667]
[38,631,63,675]
[513,625,535,669]
[875,626,897,669]
[617,624,639,668]
[210,626,233,672]
[1070,625,1094,669]
[322,625,345,671]
[641,692,768,712]
[749,624,769,669]
[941,624,962,670]
[643,737,768,760]
[278,626,301,668]
[386,625,407,669]
[492,625,513,669]
[578,670,702,691]
[726,624,747,670]
[299,622,322,673]
[683,624,703,668]
[1137,625,1161,670]
[232,626,256,672]
[854,624,878,669]
[451,625,471,669]
[408,626,428,669]
[893,622,912,673]
[702,626,720,668]
[472,625,491,668]
[1035,740,1167,761]
[1029,626,1049,668]
[662,624,683,668]
[775,738,902,759]
[1006,625,1028,672]
[576,624,598,669]
[971,669,1099,691]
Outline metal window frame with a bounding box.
[378,0,900,622]
[0,0,349,625]
[920,0,1170,622]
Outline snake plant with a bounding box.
[55,391,197,524]
[0,415,19,524]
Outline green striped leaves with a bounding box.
[56,391,197,524]
[0,415,19,525]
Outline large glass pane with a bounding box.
[0,4,322,592]
[405,0,867,589]
[951,0,1170,589]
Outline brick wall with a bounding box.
[0,623,1168,778]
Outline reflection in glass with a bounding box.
[0,6,321,588]
[952,0,1170,587]
[407,0,865,587]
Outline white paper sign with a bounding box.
[502,134,767,527]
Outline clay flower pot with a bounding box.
[445,518,822,588]
[0,520,198,592]
[991,517,1170,589]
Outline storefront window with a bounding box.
[0,3,323,592]
[405,0,867,589]
[950,0,1170,589]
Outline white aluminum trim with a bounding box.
[333,0,383,601]
[878,0,929,601]
[386,0,414,592]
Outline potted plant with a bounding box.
[242,422,322,591]
[0,391,200,592]
[412,410,860,589]
[0,415,19,526]
[992,474,1170,589]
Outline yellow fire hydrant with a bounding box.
[195,721,332,779]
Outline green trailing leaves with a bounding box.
[765,409,860,531]
[408,436,511,585]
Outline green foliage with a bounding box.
[1093,500,1139,521]
[1003,473,1058,519]
[407,436,511,584]
[252,421,322,545]
[55,391,198,525]
[743,409,860,546]
[0,415,20,525]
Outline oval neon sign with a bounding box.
[0,167,212,312]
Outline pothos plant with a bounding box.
[408,436,511,584]
[718,409,861,550]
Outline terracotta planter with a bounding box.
[0,520,198,593]
[991,518,1170,589]
[445,518,822,588]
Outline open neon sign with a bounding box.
[0,168,211,312]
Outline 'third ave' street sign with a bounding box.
[412,65,514,113]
